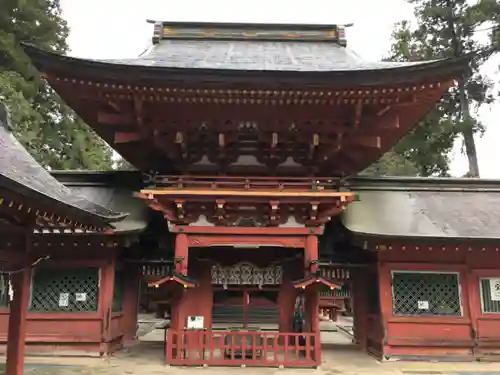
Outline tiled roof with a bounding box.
[0,101,127,224]
[22,21,474,85]
[343,177,500,239]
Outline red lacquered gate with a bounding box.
[166,330,320,367]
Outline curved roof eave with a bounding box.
[0,116,128,227]
[0,176,128,224]
[22,43,475,87]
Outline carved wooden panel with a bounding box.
[210,262,283,286]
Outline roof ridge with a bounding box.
[148,20,348,46]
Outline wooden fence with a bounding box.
[166,329,320,367]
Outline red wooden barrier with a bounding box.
[166,329,319,367]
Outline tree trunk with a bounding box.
[445,1,480,177]
[457,79,480,177]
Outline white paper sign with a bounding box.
[417,300,429,310]
[489,278,500,301]
[75,293,87,302]
[186,316,204,329]
[58,293,69,307]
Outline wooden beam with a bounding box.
[378,113,400,130]
[140,188,356,199]
[187,234,306,248]
[171,225,324,235]
[271,132,278,149]
[218,133,225,147]
[309,133,320,159]
[314,133,342,163]
[174,132,187,159]
[133,94,144,127]
[353,100,363,129]
[355,135,382,149]
[114,132,141,144]
[97,111,133,125]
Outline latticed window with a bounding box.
[30,268,99,312]
[0,273,10,307]
[479,278,500,314]
[392,272,462,316]
[112,269,125,312]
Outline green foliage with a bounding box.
[365,0,497,177]
[114,157,136,171]
[0,0,112,170]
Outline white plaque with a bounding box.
[58,293,69,307]
[75,293,87,302]
[417,300,429,310]
[186,315,204,329]
[489,278,500,301]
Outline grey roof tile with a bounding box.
[103,40,434,72]
[0,102,127,224]
[343,177,500,239]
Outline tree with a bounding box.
[114,157,136,171]
[0,0,113,170]
[365,1,496,177]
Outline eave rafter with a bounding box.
[0,191,111,234]
[46,72,453,176]
[135,175,357,227]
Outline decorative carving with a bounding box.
[210,262,283,285]
[189,238,202,246]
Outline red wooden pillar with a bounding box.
[305,235,321,364]
[99,258,116,355]
[175,233,189,275]
[351,269,368,348]
[122,265,140,344]
[305,235,318,275]
[6,267,32,375]
[171,233,189,330]
[377,263,392,358]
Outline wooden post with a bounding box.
[351,269,368,348]
[122,265,140,344]
[171,233,189,331]
[304,235,321,364]
[6,267,32,375]
[99,258,116,355]
[175,233,188,275]
[305,235,318,275]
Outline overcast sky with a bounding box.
[59,0,500,178]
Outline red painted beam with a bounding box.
[114,132,141,144]
[172,225,323,235]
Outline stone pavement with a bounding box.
[2,345,500,375]
[1,316,499,375]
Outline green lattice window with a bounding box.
[112,269,125,312]
[392,271,462,316]
[30,268,99,312]
[0,273,10,307]
[480,278,500,314]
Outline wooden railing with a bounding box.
[145,174,343,191]
[166,329,319,367]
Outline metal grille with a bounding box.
[30,268,99,312]
[0,273,10,307]
[112,270,125,312]
[392,272,461,316]
[480,278,500,313]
